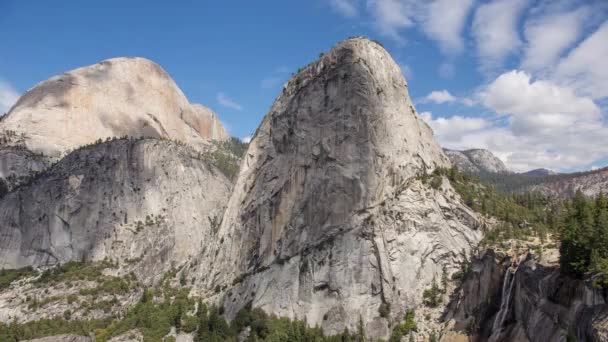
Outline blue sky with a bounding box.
[0,0,607,172]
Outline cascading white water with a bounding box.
[488,255,525,342]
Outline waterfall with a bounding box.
[488,255,524,341]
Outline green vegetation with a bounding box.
[434,167,555,244]
[445,167,608,289]
[389,309,416,342]
[0,266,35,290]
[35,259,118,285]
[559,192,608,287]
[205,137,249,180]
[0,290,362,342]
[226,302,360,342]
[378,302,391,318]
[422,277,442,308]
[475,167,606,194]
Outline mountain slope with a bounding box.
[444,148,510,174]
[0,138,231,284]
[191,37,482,338]
[0,57,228,189]
[525,167,608,197]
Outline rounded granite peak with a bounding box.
[1,56,228,158]
[197,37,468,339]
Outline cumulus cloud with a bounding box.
[521,6,590,71]
[421,112,490,141]
[429,70,608,171]
[420,0,474,55]
[555,20,608,99]
[366,0,416,42]
[423,90,456,104]
[481,70,599,120]
[0,80,19,115]
[343,0,473,56]
[217,92,243,111]
[421,89,475,106]
[472,0,528,71]
[329,0,359,17]
[242,135,252,143]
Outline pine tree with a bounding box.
[356,315,366,342]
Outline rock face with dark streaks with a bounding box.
[445,249,608,342]
[191,37,483,338]
[0,138,231,284]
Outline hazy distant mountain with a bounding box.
[444,148,511,174]
[522,168,557,176]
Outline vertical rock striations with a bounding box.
[194,37,482,338]
[0,138,232,284]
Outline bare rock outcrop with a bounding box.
[444,149,510,174]
[0,138,231,284]
[446,249,608,342]
[526,167,608,198]
[192,37,482,338]
[0,57,228,188]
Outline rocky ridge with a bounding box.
[444,149,511,174]
[445,246,608,342]
[0,138,232,284]
[189,37,483,338]
[525,167,608,198]
[0,57,228,189]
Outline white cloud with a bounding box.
[472,0,528,71]
[481,70,599,120]
[242,135,252,143]
[430,70,608,171]
[421,112,490,141]
[555,20,608,99]
[329,0,359,17]
[366,0,416,42]
[0,80,19,115]
[423,90,457,104]
[461,97,475,106]
[217,92,243,111]
[521,6,590,71]
[421,89,475,106]
[420,0,474,55]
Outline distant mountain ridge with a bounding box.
[445,148,607,197]
[0,57,228,190]
[444,148,511,174]
[522,168,557,176]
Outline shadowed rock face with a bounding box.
[0,57,228,159]
[0,138,231,284]
[191,37,482,338]
[446,251,608,342]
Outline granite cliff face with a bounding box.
[445,248,608,342]
[444,149,511,174]
[0,57,228,189]
[0,138,231,284]
[190,37,483,338]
